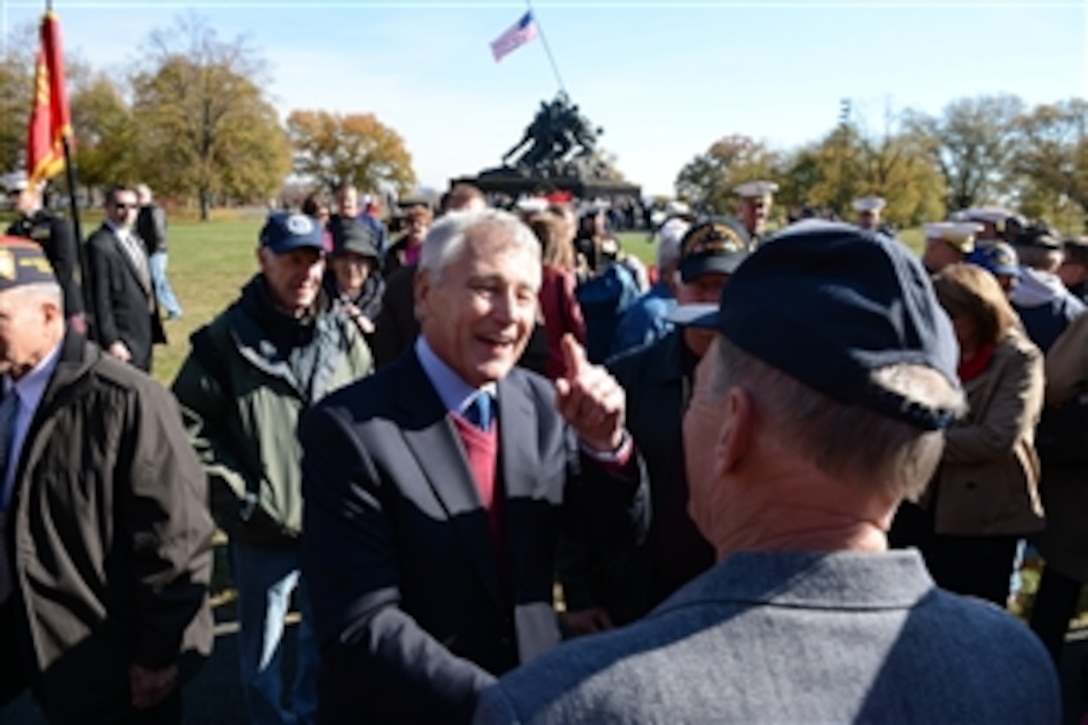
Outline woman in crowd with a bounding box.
[302,191,333,253]
[384,204,432,276]
[527,211,585,380]
[922,263,1045,606]
[325,218,384,336]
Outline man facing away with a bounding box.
[299,209,648,723]
[475,222,1061,724]
[560,218,751,633]
[135,183,183,320]
[172,212,372,723]
[0,238,213,723]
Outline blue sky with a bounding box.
[3,0,1085,195]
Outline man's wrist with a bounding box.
[579,430,632,463]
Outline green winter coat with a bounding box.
[172,277,372,546]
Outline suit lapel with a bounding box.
[394,353,506,611]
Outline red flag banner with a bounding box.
[27,11,72,185]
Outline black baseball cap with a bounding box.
[677,217,751,283]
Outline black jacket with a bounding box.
[2,332,213,722]
[6,209,84,318]
[559,330,715,625]
[136,203,168,254]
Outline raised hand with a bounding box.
[554,334,626,453]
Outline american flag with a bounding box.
[491,12,539,62]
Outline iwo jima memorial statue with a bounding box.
[453,92,641,199]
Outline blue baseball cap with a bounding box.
[711,221,961,430]
[966,242,1020,278]
[260,213,325,254]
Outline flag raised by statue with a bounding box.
[491,11,539,62]
[27,11,72,185]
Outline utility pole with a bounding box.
[838,98,851,217]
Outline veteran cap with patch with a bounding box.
[677,217,752,283]
[713,221,961,430]
[260,212,325,255]
[0,237,57,291]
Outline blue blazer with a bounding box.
[300,349,648,724]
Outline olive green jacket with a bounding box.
[172,281,372,546]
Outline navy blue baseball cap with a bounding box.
[966,242,1020,278]
[710,221,961,430]
[260,213,325,254]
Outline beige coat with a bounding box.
[1033,313,1088,580]
[931,327,1046,536]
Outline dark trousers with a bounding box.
[1029,565,1083,665]
[921,533,1020,607]
[0,600,27,707]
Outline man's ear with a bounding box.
[716,386,754,477]
[413,268,431,323]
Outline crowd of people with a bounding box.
[0,173,1084,723]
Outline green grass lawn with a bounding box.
[152,217,264,383]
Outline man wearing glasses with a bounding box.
[4,172,85,333]
[85,185,165,372]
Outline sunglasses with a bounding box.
[112,202,137,210]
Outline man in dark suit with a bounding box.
[300,208,648,723]
[86,185,165,372]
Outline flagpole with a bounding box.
[39,0,91,333]
[525,0,566,95]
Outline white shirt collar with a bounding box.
[105,219,131,240]
[414,336,496,416]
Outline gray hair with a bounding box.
[419,209,541,282]
[11,281,63,311]
[656,219,689,272]
[709,336,965,500]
